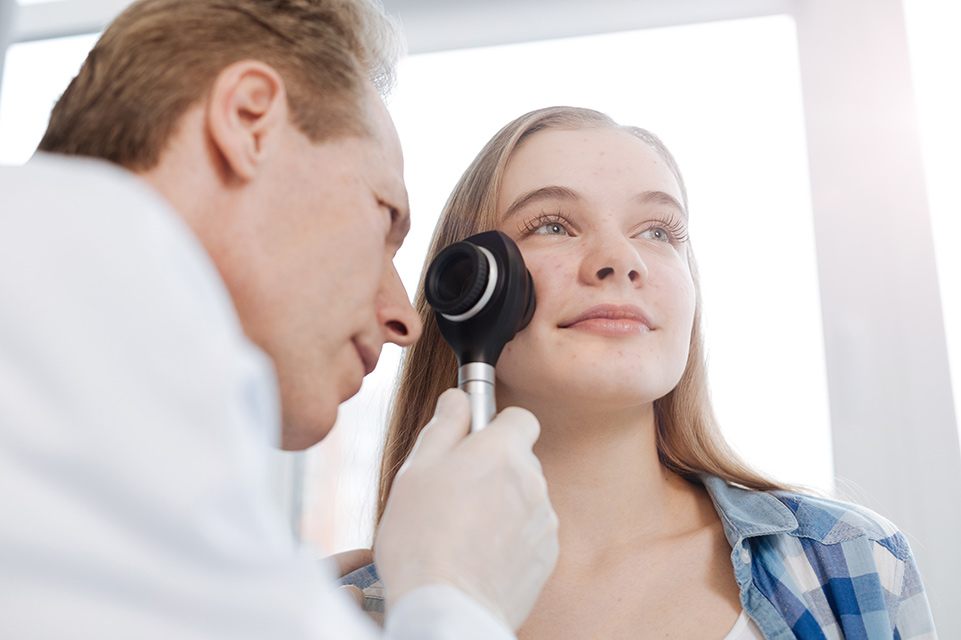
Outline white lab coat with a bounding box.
[0,154,512,640]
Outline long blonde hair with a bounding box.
[377,106,785,526]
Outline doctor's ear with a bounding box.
[206,60,288,182]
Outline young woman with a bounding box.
[343,106,937,639]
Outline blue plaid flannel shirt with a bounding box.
[702,475,936,639]
[341,475,937,639]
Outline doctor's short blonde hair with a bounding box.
[39,0,402,170]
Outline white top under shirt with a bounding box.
[724,610,766,640]
[0,154,514,640]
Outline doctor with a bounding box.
[0,0,558,638]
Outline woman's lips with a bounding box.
[560,304,653,336]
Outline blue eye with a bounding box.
[638,227,672,243]
[521,213,572,237]
[636,214,689,246]
[534,221,569,236]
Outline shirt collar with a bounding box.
[701,475,798,546]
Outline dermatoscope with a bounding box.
[424,230,536,432]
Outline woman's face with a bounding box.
[493,126,696,412]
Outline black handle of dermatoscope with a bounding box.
[424,230,536,431]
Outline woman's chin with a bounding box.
[498,379,663,415]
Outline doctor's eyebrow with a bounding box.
[502,186,581,221]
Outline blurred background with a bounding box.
[2,0,958,634]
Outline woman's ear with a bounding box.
[206,60,287,182]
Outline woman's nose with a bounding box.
[579,234,648,287]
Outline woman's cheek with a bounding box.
[529,257,574,297]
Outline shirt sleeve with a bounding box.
[879,537,939,640]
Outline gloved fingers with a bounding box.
[478,405,541,450]
[403,388,471,464]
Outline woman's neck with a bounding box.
[527,399,712,561]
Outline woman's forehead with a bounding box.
[499,127,682,206]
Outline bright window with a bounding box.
[302,15,833,553]
[0,33,98,164]
[0,16,836,555]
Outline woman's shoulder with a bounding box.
[703,475,910,556]
[743,486,935,638]
[769,488,909,553]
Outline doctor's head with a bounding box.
[38,0,422,449]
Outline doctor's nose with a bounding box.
[379,265,423,347]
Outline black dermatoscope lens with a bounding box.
[429,245,490,316]
[425,230,536,431]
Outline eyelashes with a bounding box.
[518,211,690,246]
[651,212,690,245]
[520,212,570,237]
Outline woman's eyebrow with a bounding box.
[502,186,581,221]
[634,190,686,215]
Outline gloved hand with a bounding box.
[374,388,559,631]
